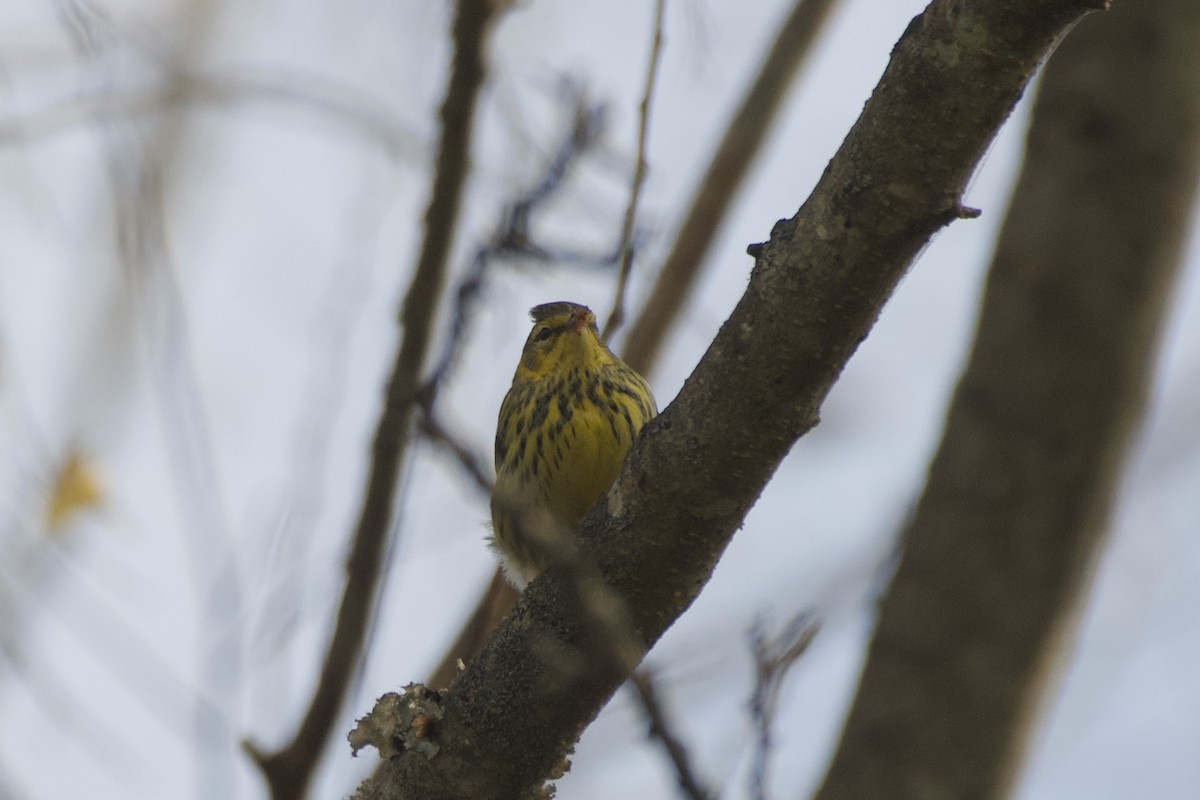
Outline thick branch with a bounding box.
[356,2,1102,797]
[816,0,1200,797]
[246,2,506,798]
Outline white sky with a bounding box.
[0,1,1197,798]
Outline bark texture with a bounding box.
[354,1,1104,797]
[816,0,1200,797]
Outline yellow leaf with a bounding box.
[45,452,105,533]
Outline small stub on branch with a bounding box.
[348,684,445,760]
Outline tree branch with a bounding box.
[621,0,841,376]
[815,0,1200,797]
[355,1,1104,797]
[416,406,493,499]
[0,70,421,158]
[630,671,715,800]
[601,0,667,342]
[244,2,508,798]
[748,614,818,800]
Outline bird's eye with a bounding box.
[536,327,553,342]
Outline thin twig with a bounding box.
[0,71,422,158]
[631,670,716,800]
[601,0,668,342]
[12,0,421,158]
[420,92,608,398]
[416,405,493,498]
[748,612,819,800]
[621,0,840,374]
[244,2,508,798]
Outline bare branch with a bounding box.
[630,671,716,800]
[355,2,1104,797]
[244,2,510,798]
[416,406,493,499]
[419,92,608,399]
[748,614,818,800]
[601,0,667,342]
[621,0,840,375]
[0,70,422,159]
[815,0,1200,797]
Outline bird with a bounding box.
[490,301,657,588]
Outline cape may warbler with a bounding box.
[491,302,657,588]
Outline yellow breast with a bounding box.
[490,302,656,587]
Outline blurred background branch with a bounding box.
[815,0,1200,797]
[601,0,667,342]
[631,669,717,800]
[0,69,422,158]
[748,613,818,800]
[621,0,839,376]
[244,1,509,798]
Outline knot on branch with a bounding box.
[748,216,801,259]
[349,684,445,760]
